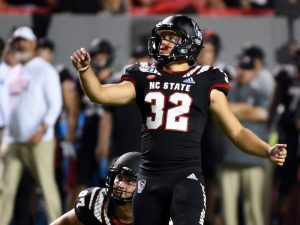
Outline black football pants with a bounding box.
[133,170,206,225]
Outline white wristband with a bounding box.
[77,65,90,72]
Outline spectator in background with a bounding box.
[220,53,269,225]
[105,0,128,14]
[197,30,235,79]
[4,0,56,10]
[1,38,39,225]
[0,26,62,225]
[205,0,227,9]
[242,44,275,104]
[54,0,104,13]
[75,38,115,195]
[130,0,154,6]
[0,37,13,178]
[129,0,198,14]
[225,0,273,8]
[197,30,222,66]
[0,38,19,177]
[54,65,81,210]
[274,0,300,17]
[0,38,39,225]
[37,38,81,210]
[37,38,55,62]
[37,38,80,148]
[54,65,80,145]
[128,36,152,64]
[269,47,300,225]
[96,37,152,164]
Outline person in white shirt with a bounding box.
[0,26,63,225]
[0,38,20,178]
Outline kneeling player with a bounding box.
[50,152,141,225]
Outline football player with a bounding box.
[70,15,287,225]
[50,151,141,225]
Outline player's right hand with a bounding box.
[70,48,91,71]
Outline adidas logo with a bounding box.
[183,77,195,84]
[187,173,198,181]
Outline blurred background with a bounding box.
[0,1,299,225]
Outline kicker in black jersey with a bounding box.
[121,63,230,172]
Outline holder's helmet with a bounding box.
[148,15,203,65]
[105,152,141,205]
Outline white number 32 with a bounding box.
[145,92,192,132]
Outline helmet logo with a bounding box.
[164,22,173,26]
[137,179,146,193]
[180,49,188,54]
[195,38,201,46]
[196,30,202,38]
[192,20,202,38]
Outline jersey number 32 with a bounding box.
[145,92,192,132]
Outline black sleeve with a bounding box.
[120,63,146,104]
[74,187,101,225]
[121,63,139,89]
[208,68,231,96]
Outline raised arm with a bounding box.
[209,89,287,166]
[70,48,136,105]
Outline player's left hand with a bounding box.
[269,144,287,166]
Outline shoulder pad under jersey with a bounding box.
[124,62,159,75]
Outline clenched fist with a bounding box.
[269,144,287,166]
[70,48,91,71]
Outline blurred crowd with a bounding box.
[0,16,299,225]
[0,0,300,16]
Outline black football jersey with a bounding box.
[75,187,112,225]
[121,63,230,172]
